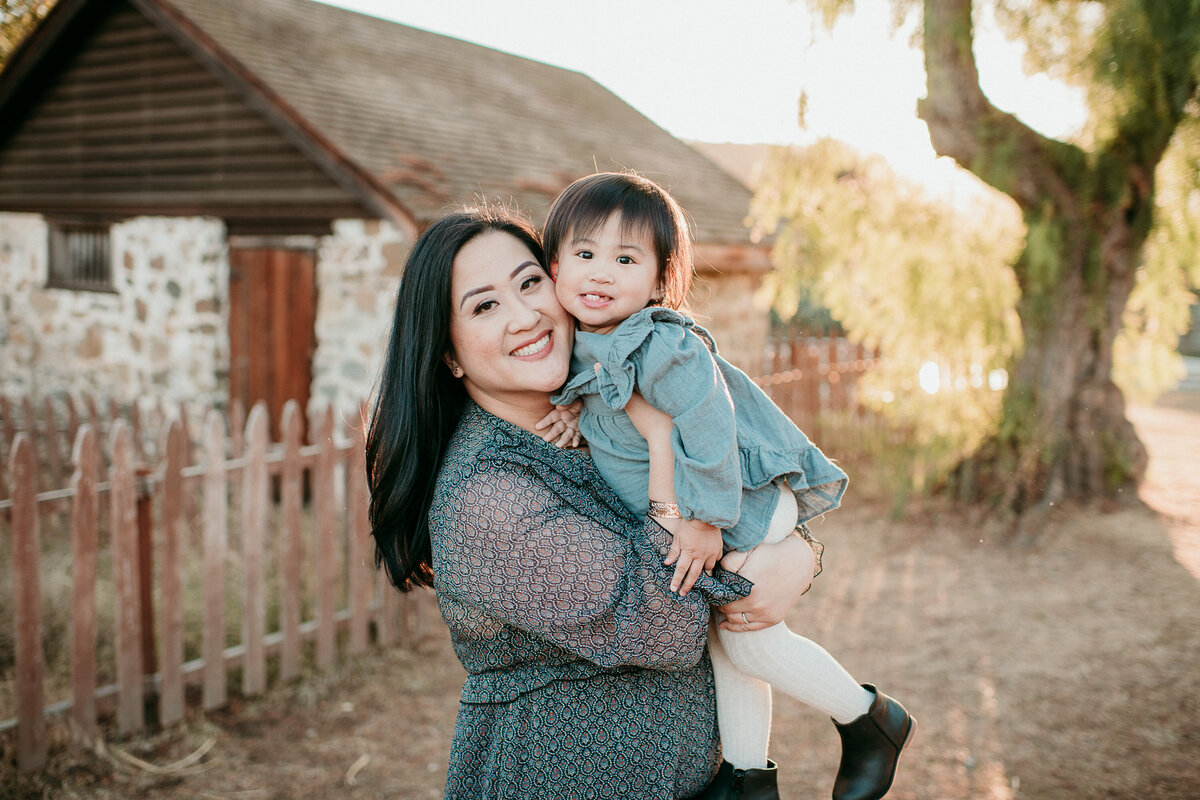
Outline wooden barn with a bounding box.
[0,0,771,428]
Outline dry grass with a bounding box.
[3,392,1199,800]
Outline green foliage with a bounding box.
[796,0,1200,398]
[752,139,1024,481]
[1114,116,1200,400]
[992,0,1100,87]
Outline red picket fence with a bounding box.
[1,397,430,772]
[755,334,882,452]
[1,334,878,773]
[0,393,155,503]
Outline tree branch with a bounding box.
[917,0,1085,213]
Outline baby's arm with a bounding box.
[625,394,723,596]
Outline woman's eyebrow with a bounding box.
[459,284,494,308]
[458,262,540,308]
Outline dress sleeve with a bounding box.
[636,323,743,529]
[435,459,749,671]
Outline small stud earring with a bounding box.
[452,366,463,377]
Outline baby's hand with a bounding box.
[535,401,582,448]
[665,518,724,596]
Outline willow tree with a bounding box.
[797,0,1200,515]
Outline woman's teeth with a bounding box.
[512,332,551,357]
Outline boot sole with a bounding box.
[877,714,916,799]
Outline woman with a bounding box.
[366,208,819,799]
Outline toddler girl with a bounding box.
[547,172,914,800]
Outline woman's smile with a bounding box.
[511,330,553,358]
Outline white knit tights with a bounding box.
[710,485,874,770]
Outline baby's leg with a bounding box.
[708,619,772,770]
[718,480,873,723]
[716,622,873,723]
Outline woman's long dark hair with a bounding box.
[366,208,545,591]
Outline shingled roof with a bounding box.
[120,0,757,245]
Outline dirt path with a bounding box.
[6,394,1200,800]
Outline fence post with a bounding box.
[1,395,15,456]
[242,404,269,696]
[315,407,337,668]
[377,572,397,648]
[41,396,66,490]
[65,394,80,449]
[111,421,145,735]
[347,412,371,654]
[11,434,46,771]
[136,466,157,680]
[84,393,101,438]
[70,425,99,748]
[0,396,14,498]
[230,398,246,458]
[159,419,186,726]
[202,411,228,710]
[827,339,846,411]
[803,345,822,442]
[280,401,304,681]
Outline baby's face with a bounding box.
[551,212,662,335]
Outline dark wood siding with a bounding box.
[0,0,368,229]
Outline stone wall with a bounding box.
[308,222,771,412]
[310,219,411,415]
[689,243,773,374]
[0,213,227,410]
[689,269,772,375]
[0,212,769,421]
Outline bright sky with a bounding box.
[323,0,1087,186]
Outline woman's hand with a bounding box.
[717,532,816,632]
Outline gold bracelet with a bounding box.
[647,500,682,519]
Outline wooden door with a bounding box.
[228,247,317,440]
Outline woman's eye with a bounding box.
[520,274,543,291]
[473,299,497,315]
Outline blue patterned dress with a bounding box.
[431,402,752,799]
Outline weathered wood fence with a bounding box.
[0,334,876,774]
[755,335,882,451]
[1,396,429,772]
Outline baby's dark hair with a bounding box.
[543,172,693,310]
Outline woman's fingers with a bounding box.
[717,612,773,632]
[717,534,814,627]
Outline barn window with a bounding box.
[47,223,114,291]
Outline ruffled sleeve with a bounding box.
[646,311,744,528]
[554,310,749,529]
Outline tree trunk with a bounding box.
[980,208,1148,514]
[916,0,1191,519]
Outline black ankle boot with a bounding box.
[832,685,915,800]
[699,759,780,800]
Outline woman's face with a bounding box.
[447,230,573,417]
